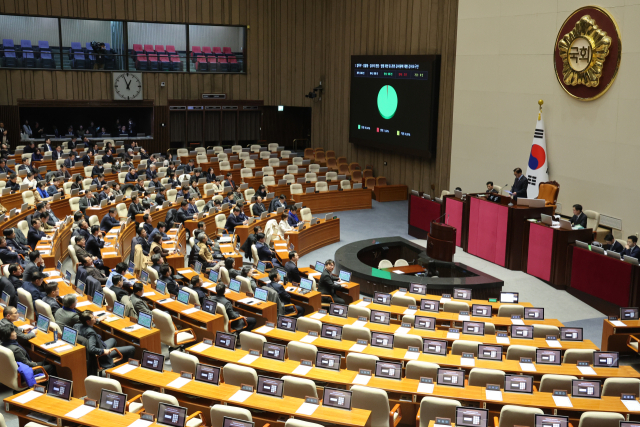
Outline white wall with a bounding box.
[0,15,59,47]
[451,0,640,238]
[127,22,186,51]
[189,25,244,51]
[60,19,112,47]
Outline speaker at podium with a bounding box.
[427,221,456,262]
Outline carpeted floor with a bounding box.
[1,199,637,426]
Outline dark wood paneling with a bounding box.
[153,105,170,152]
[0,105,20,144]
[262,106,311,147]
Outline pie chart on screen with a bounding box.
[377,85,398,119]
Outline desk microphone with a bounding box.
[433,212,449,225]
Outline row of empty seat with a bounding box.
[132,44,182,71]
[0,38,55,68]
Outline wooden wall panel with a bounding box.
[0,0,458,194]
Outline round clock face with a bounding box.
[114,73,142,100]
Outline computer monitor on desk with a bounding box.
[157,403,187,427]
[540,214,553,226]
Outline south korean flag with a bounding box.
[525,112,549,198]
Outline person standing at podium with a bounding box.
[510,168,528,200]
[486,181,498,194]
[570,204,587,228]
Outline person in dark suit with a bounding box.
[189,276,208,306]
[100,208,120,233]
[159,265,180,296]
[79,190,99,214]
[63,153,77,169]
[110,276,128,302]
[0,159,14,175]
[288,206,301,227]
[284,251,303,284]
[98,186,114,202]
[103,149,114,165]
[8,264,24,291]
[317,259,345,304]
[240,226,263,261]
[0,276,17,308]
[209,283,256,334]
[255,233,281,267]
[604,234,624,253]
[79,255,108,285]
[148,221,170,244]
[146,164,157,180]
[182,159,195,174]
[486,181,498,194]
[128,195,144,219]
[1,305,36,339]
[130,283,152,317]
[141,214,154,236]
[132,227,151,257]
[86,225,105,259]
[73,220,92,243]
[125,167,138,183]
[622,236,640,260]
[42,138,54,152]
[155,188,167,206]
[224,172,236,191]
[80,151,93,167]
[77,310,135,368]
[42,282,61,316]
[265,269,304,317]
[252,196,266,217]
[27,219,46,250]
[510,167,528,200]
[175,201,191,225]
[225,207,246,233]
[4,229,29,256]
[91,162,105,179]
[6,175,20,192]
[570,204,588,229]
[21,271,46,311]
[269,194,287,213]
[19,158,42,181]
[51,145,63,160]
[0,323,55,375]
[0,236,20,264]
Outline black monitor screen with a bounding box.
[594,351,619,367]
[462,321,485,336]
[477,345,502,361]
[349,55,441,158]
[370,310,391,325]
[262,343,286,362]
[571,379,601,398]
[420,299,439,312]
[504,374,533,393]
[158,403,187,427]
[47,376,73,400]
[223,417,254,427]
[414,316,436,331]
[524,307,544,320]
[195,364,220,385]
[277,315,297,332]
[511,325,534,339]
[215,331,237,350]
[316,352,341,371]
[409,283,427,295]
[321,323,343,341]
[371,332,394,349]
[373,292,391,305]
[329,303,348,318]
[535,415,569,427]
[560,327,583,341]
[423,339,447,355]
[375,360,402,380]
[141,350,165,372]
[257,376,284,398]
[99,389,127,415]
[456,407,488,427]
[323,387,352,410]
[536,349,561,365]
[621,307,639,320]
[471,304,492,317]
[437,368,465,387]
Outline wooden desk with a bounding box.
[291,188,372,213]
[388,290,534,313]
[135,201,180,227]
[0,190,28,211]
[381,265,426,275]
[106,364,371,426]
[252,272,324,313]
[601,318,640,353]
[235,211,280,245]
[284,217,341,257]
[372,184,408,202]
[102,220,137,269]
[301,267,360,303]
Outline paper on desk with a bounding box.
[113,363,138,375]
[496,337,510,345]
[126,419,153,427]
[166,377,191,389]
[611,320,627,327]
[552,396,572,407]
[178,269,193,275]
[355,301,370,308]
[94,311,107,317]
[460,358,475,367]
[65,404,96,419]
[446,332,460,339]
[182,307,199,315]
[310,312,326,320]
[307,272,321,278]
[404,351,420,360]
[351,320,367,328]
[440,298,451,303]
[292,364,313,376]
[392,270,405,274]
[417,382,434,394]
[519,363,536,372]
[485,390,503,401]
[238,297,258,305]
[296,402,319,416]
[300,335,317,343]
[622,399,640,411]
[12,390,43,404]
[511,318,525,325]
[102,252,118,256]
[42,340,65,349]
[458,315,470,321]
[125,324,145,332]
[404,308,417,315]
[46,277,64,282]
[349,343,367,352]
[142,292,155,297]
[545,340,562,348]
[158,298,174,304]
[103,316,120,323]
[352,374,372,385]
[577,366,597,375]
[275,243,287,247]
[190,342,212,353]
[228,390,253,403]
[18,324,34,331]
[395,326,411,335]
[255,326,273,334]
[76,301,92,307]
[55,344,74,353]
[38,250,51,255]
[238,354,259,365]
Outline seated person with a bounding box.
[130,283,152,317]
[100,208,121,233]
[150,233,169,257]
[278,212,294,237]
[21,271,45,312]
[125,167,138,183]
[604,234,624,253]
[175,201,191,225]
[0,323,56,375]
[222,191,236,206]
[622,235,640,260]
[34,181,53,203]
[288,205,301,227]
[70,175,83,191]
[63,153,77,169]
[155,188,167,205]
[190,276,208,306]
[79,190,100,214]
[159,265,180,296]
[225,207,246,233]
[110,275,128,302]
[209,283,256,334]
[79,255,108,285]
[42,282,61,316]
[27,219,46,250]
[256,185,268,199]
[252,196,266,217]
[486,181,498,193]
[0,236,20,264]
[264,269,304,317]
[92,172,107,189]
[195,234,217,269]
[1,305,37,340]
[76,310,135,369]
[80,151,93,167]
[127,195,144,219]
[318,259,345,304]
[255,232,281,267]
[284,251,303,284]
[31,148,43,162]
[570,204,587,228]
[91,161,105,178]
[6,175,20,192]
[149,221,170,243]
[132,227,150,257]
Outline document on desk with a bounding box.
[439,298,451,303]
[190,342,212,353]
[545,340,562,348]
[352,374,371,385]
[126,420,154,427]
[519,362,536,372]
[392,270,405,274]
[576,365,596,375]
[125,324,145,332]
[296,402,319,416]
[178,269,193,275]
[611,320,627,327]
[255,325,273,334]
[291,364,313,376]
[395,326,411,335]
[103,316,120,323]
[404,350,420,360]
[113,363,138,375]
[403,308,417,315]
[417,382,434,394]
[349,343,367,352]
[65,404,96,419]
[511,318,525,325]
[485,390,503,401]
[181,307,199,315]
[102,252,118,256]
[310,312,326,320]
[622,399,640,411]
[166,377,191,389]
[12,390,43,404]
[158,298,175,304]
[142,292,155,297]
[355,301,370,307]
[46,277,64,282]
[55,344,74,353]
[460,358,475,367]
[42,340,65,349]
[300,335,318,343]
[238,297,259,305]
[76,301,92,307]
[238,354,259,365]
[228,390,253,403]
[446,332,460,339]
[351,320,368,328]
[552,396,572,407]
[496,336,510,345]
[458,314,470,321]
[307,272,321,279]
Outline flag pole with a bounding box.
[538,99,543,120]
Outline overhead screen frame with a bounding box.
[348,54,441,159]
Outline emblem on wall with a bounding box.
[554,6,621,101]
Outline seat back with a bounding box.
[223,363,258,388]
[231,145,242,154]
[468,368,506,387]
[533,324,559,338]
[244,159,255,169]
[443,301,470,313]
[393,333,422,350]
[577,412,625,427]
[304,172,317,182]
[287,165,298,174]
[240,167,252,179]
[347,305,370,319]
[405,361,440,380]
[260,151,271,160]
[377,259,392,269]
[262,166,274,176]
[35,300,54,321]
[268,143,279,152]
[0,346,21,391]
[308,164,320,173]
[539,374,577,393]
[141,390,179,416]
[214,303,230,333]
[451,340,483,356]
[238,152,250,161]
[325,171,338,182]
[537,182,560,205]
[390,294,416,307]
[239,331,266,353]
[282,375,317,399]
[346,353,378,372]
[340,179,351,190]
[342,324,371,343]
[497,304,524,317]
[418,397,461,427]
[151,309,176,347]
[601,378,640,397]
[17,288,34,321]
[17,220,29,239]
[498,405,544,427]
[292,157,304,166]
[287,341,318,362]
[506,345,538,361]
[300,208,312,222]
[116,202,128,219]
[85,376,122,401]
[351,385,391,427]
[244,188,255,200]
[280,150,291,158]
[296,317,322,333]
[22,191,35,206]
[584,210,600,230]
[394,259,409,267]
[315,181,328,192]
[290,184,303,194]
[376,176,387,186]
[89,215,99,228]
[268,158,280,168]
[263,176,275,186]
[169,352,199,374]
[210,405,252,427]
[215,214,226,230]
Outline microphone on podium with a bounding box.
[432,212,449,225]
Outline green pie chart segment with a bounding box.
[377,85,398,119]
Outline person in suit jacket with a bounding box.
[73,220,92,243]
[155,188,167,206]
[98,186,114,202]
[31,148,44,162]
[225,207,246,233]
[110,276,128,302]
[57,164,72,180]
[317,259,345,304]
[132,227,151,257]
[175,201,191,225]
[0,236,20,264]
[79,190,99,214]
[130,283,152,317]
[486,181,498,194]
[182,159,195,174]
[210,283,256,333]
[128,195,144,219]
[43,138,54,152]
[2,305,36,339]
[80,151,93,167]
[622,236,640,260]
[55,294,80,327]
[511,167,528,200]
[67,136,78,151]
[7,175,20,192]
[189,276,208,306]
[604,234,624,253]
[252,196,267,217]
[73,235,94,262]
[51,145,63,160]
[185,197,198,216]
[264,270,304,317]
[42,282,61,316]
[0,159,14,175]
[222,192,236,206]
[103,149,114,165]
[240,226,263,261]
[46,178,60,197]
[76,310,135,368]
[4,229,29,256]
[288,206,301,227]
[0,276,17,308]
[21,271,46,311]
[269,195,287,213]
[145,164,157,180]
[148,221,170,244]
[91,163,105,179]
[64,153,77,169]
[255,233,281,267]
[159,265,180,296]
[141,214,154,236]
[0,323,55,375]
[125,167,138,183]
[86,225,105,259]
[570,204,588,228]
[188,182,201,200]
[100,208,120,233]
[19,158,43,181]
[27,219,46,250]
[224,172,236,191]
[8,264,24,292]
[284,251,303,284]
[79,255,107,285]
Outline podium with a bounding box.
[427,221,456,262]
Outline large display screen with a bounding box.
[349,55,441,158]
